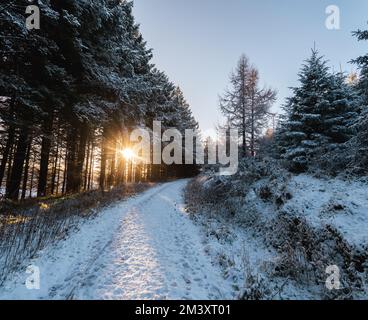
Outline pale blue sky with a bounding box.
[133,0,368,132]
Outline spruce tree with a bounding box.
[351,27,368,173]
[324,72,360,144]
[277,50,331,171]
[277,50,359,172]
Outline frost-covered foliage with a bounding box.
[276,50,360,173]
[350,26,368,175]
[0,1,199,199]
[351,108,368,174]
[186,158,368,300]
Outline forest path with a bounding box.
[0,180,232,300]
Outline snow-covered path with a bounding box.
[0,180,232,300]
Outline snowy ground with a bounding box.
[285,175,368,250]
[0,180,233,300]
[2,173,366,300]
[186,170,368,300]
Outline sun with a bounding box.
[121,148,135,160]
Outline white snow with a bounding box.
[284,175,368,249]
[186,171,368,299]
[0,180,232,300]
[191,204,319,300]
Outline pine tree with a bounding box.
[277,50,331,172]
[351,26,368,173]
[0,0,65,199]
[0,0,198,199]
[277,50,360,172]
[324,72,360,144]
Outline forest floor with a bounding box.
[0,180,233,300]
[2,172,366,300]
[185,164,368,300]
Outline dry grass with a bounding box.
[0,183,153,284]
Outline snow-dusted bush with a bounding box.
[186,158,368,299]
[263,190,367,299]
[240,272,271,300]
[239,253,273,300]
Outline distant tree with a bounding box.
[219,55,276,157]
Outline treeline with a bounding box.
[219,29,368,176]
[275,29,368,175]
[0,0,198,201]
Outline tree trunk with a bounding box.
[135,164,142,182]
[55,148,63,195]
[50,122,61,195]
[50,144,59,195]
[115,157,124,186]
[241,69,247,157]
[5,144,14,193]
[0,124,15,190]
[99,126,109,191]
[21,138,32,199]
[251,102,255,157]
[75,123,89,192]
[61,150,68,195]
[107,140,116,188]
[0,98,15,189]
[83,139,91,191]
[87,144,94,190]
[66,127,77,193]
[6,126,30,200]
[37,112,54,197]
[29,154,36,198]
[89,157,94,190]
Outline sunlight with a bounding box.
[202,128,218,142]
[120,148,135,160]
